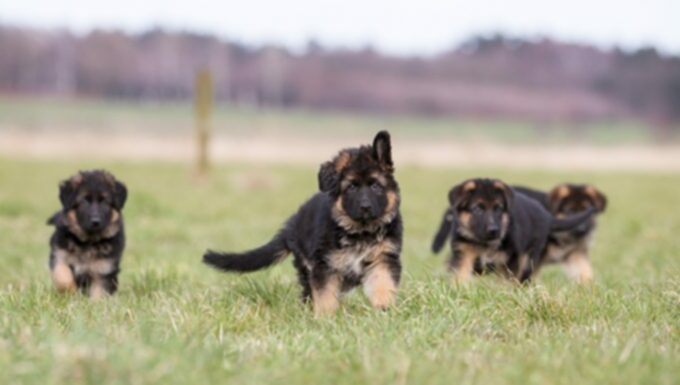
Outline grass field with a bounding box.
[0,158,678,384]
[0,96,671,145]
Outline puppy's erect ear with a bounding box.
[318,151,351,194]
[58,173,82,209]
[548,184,570,212]
[493,180,514,211]
[585,185,607,212]
[372,131,393,172]
[448,180,476,210]
[113,180,128,210]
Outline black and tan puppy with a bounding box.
[514,184,607,283]
[47,170,127,298]
[431,179,595,283]
[203,131,402,315]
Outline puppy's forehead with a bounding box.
[79,172,116,192]
[342,155,382,176]
[370,172,389,185]
[561,185,594,202]
[342,169,386,184]
[468,179,505,200]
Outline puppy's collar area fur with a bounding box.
[52,211,122,244]
[331,207,397,235]
[339,227,388,245]
[455,231,502,249]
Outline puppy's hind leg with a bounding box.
[563,251,593,283]
[518,256,535,284]
[293,258,313,303]
[516,251,541,284]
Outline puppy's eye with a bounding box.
[473,204,486,213]
[370,182,383,192]
[493,204,503,212]
[347,182,359,192]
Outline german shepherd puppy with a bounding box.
[204,131,402,315]
[513,184,607,283]
[47,170,127,298]
[431,178,595,283]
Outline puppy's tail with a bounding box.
[431,208,455,253]
[203,230,289,273]
[550,208,596,232]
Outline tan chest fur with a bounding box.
[327,239,398,276]
[53,245,116,276]
[478,247,509,266]
[458,242,507,266]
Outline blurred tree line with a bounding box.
[1,26,679,126]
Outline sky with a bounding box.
[1,0,679,56]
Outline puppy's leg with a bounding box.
[310,268,341,316]
[563,251,593,283]
[293,257,313,302]
[449,244,477,284]
[89,279,107,300]
[89,273,118,299]
[363,258,400,310]
[50,250,76,292]
[517,254,536,284]
[473,258,487,275]
[507,252,534,284]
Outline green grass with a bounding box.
[0,96,670,145]
[0,158,678,385]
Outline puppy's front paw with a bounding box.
[51,263,76,293]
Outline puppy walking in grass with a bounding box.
[47,170,128,298]
[431,178,595,284]
[513,184,607,283]
[204,131,403,315]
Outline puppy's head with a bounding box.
[319,131,399,231]
[548,184,606,237]
[59,170,127,237]
[448,178,513,244]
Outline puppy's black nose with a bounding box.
[360,204,371,212]
[486,225,500,239]
[91,218,102,228]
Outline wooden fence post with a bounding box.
[195,69,213,177]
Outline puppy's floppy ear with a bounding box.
[448,180,475,210]
[59,174,81,209]
[585,185,607,212]
[494,180,514,211]
[548,184,570,212]
[318,161,339,193]
[318,150,351,194]
[113,180,128,209]
[372,130,393,171]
